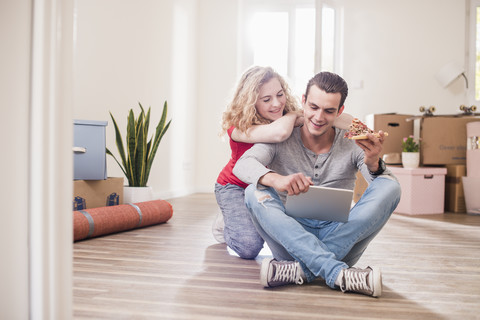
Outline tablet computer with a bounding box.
[285,186,353,222]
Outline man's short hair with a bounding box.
[305,72,349,109]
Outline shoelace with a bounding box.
[342,268,370,293]
[272,262,304,285]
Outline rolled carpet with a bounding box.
[73,199,173,241]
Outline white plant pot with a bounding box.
[123,186,154,204]
[402,152,420,169]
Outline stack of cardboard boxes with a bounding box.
[73,120,123,210]
[355,113,480,214]
[366,114,449,215]
[419,115,480,213]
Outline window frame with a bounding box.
[238,0,342,94]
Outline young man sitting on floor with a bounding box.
[233,71,400,297]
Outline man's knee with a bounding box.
[385,178,401,205]
[376,178,402,216]
[374,177,401,201]
[245,185,275,209]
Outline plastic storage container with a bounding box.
[73,120,108,180]
[389,167,447,215]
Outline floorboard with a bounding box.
[73,193,480,319]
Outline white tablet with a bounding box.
[285,186,354,222]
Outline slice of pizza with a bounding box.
[344,118,388,140]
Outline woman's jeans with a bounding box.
[244,177,401,288]
[215,183,264,259]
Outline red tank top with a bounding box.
[216,126,254,189]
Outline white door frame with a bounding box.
[30,0,74,318]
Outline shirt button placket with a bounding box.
[314,162,320,182]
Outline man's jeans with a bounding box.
[215,183,264,259]
[244,177,401,288]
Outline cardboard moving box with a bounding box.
[353,171,368,203]
[445,164,466,213]
[420,115,480,165]
[73,177,124,210]
[366,113,414,160]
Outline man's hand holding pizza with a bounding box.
[344,118,388,174]
[355,130,386,173]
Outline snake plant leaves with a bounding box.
[106,101,171,187]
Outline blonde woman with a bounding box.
[214,66,302,259]
[214,66,352,259]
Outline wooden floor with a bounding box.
[73,193,480,320]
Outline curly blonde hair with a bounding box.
[220,66,299,136]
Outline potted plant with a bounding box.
[401,135,420,169]
[106,101,171,203]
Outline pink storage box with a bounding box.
[389,167,447,215]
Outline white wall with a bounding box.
[73,0,200,198]
[73,0,239,197]
[0,1,30,318]
[195,0,241,192]
[342,0,467,119]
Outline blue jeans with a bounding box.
[215,183,264,259]
[244,177,401,288]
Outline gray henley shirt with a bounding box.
[233,126,396,203]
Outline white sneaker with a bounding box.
[212,212,225,243]
[340,266,382,297]
[260,258,306,288]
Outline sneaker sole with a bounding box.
[212,231,225,243]
[370,266,382,297]
[260,258,274,287]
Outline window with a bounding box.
[293,8,316,95]
[241,0,341,97]
[469,0,480,103]
[249,11,290,76]
[321,6,336,72]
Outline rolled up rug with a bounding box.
[73,199,173,241]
